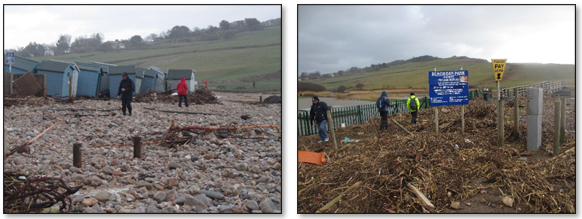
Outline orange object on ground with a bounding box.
[298,151,326,165]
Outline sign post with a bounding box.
[428,69,469,135]
[492,59,507,146]
[6,52,15,73]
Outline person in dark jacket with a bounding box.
[377,91,391,131]
[407,92,421,124]
[117,72,135,116]
[310,96,329,143]
[177,77,189,107]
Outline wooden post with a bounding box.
[560,97,566,144]
[69,75,73,98]
[513,88,519,140]
[73,143,82,168]
[435,108,439,135]
[553,99,561,156]
[3,127,7,156]
[326,110,338,150]
[498,99,504,147]
[461,105,465,133]
[260,96,263,103]
[133,136,142,158]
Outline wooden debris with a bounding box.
[391,119,413,135]
[4,123,57,159]
[407,183,435,209]
[315,181,362,213]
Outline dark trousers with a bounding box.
[411,111,418,124]
[122,96,132,115]
[379,111,389,130]
[179,95,188,107]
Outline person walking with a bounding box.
[177,77,189,107]
[310,96,329,143]
[117,72,135,116]
[407,92,421,124]
[376,91,391,131]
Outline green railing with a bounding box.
[298,96,430,136]
[298,90,481,137]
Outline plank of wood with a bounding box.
[407,183,435,209]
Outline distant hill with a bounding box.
[34,26,282,92]
[302,56,574,91]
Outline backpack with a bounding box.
[409,97,417,111]
[376,97,385,109]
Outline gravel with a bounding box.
[3,96,281,213]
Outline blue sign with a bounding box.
[6,52,14,64]
[429,70,469,106]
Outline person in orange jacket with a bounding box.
[177,77,189,107]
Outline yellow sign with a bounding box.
[491,59,507,81]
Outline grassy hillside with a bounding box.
[305,57,575,91]
[35,26,282,92]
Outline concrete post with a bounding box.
[527,88,543,151]
[553,99,561,156]
[560,97,566,144]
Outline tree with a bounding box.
[21,42,44,57]
[206,25,219,35]
[56,34,71,55]
[219,30,236,40]
[244,18,264,31]
[219,20,230,30]
[129,35,143,48]
[337,85,347,93]
[99,41,113,52]
[169,25,190,38]
[356,82,365,90]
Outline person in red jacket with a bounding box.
[177,77,189,107]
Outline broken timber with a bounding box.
[315,181,362,213]
[391,119,413,135]
[176,125,281,132]
[4,123,57,159]
[144,107,222,116]
[407,183,435,210]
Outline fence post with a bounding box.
[553,99,561,156]
[357,105,363,124]
[326,109,338,150]
[73,143,82,168]
[133,136,142,158]
[514,88,519,140]
[560,97,566,144]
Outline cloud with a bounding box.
[298,5,574,75]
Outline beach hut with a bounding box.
[109,65,139,97]
[34,60,79,97]
[166,69,195,92]
[140,68,158,93]
[75,62,106,97]
[3,55,40,73]
[148,67,166,92]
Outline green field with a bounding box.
[305,57,575,91]
[35,26,282,92]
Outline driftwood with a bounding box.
[391,119,413,135]
[144,107,222,116]
[4,123,57,159]
[407,183,435,209]
[177,125,281,132]
[316,181,362,213]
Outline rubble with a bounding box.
[298,96,575,213]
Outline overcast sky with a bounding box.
[298,5,574,75]
[3,5,281,50]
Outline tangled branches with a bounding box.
[4,171,82,213]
